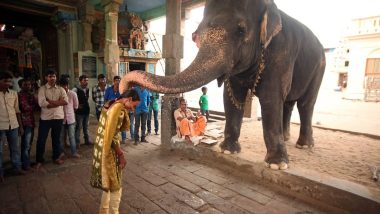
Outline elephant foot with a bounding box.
[265,162,288,170]
[295,135,314,149]
[264,147,289,169]
[219,141,241,154]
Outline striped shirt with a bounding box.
[92,84,109,111]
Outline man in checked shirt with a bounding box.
[92,74,110,120]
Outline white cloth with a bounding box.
[99,189,122,214]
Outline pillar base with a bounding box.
[161,95,180,145]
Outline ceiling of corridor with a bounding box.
[0,0,165,14]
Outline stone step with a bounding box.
[188,107,225,123]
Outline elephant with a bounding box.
[120,0,326,170]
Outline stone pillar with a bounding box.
[54,10,75,86]
[79,1,95,51]
[101,0,122,81]
[161,0,184,146]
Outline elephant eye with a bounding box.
[237,24,246,35]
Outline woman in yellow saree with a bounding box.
[90,89,140,214]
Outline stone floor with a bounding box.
[0,118,326,214]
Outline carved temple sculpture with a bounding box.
[0,27,42,79]
[115,7,161,76]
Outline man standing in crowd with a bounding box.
[73,75,92,146]
[36,70,68,169]
[134,85,150,145]
[18,78,37,171]
[147,91,159,135]
[92,74,109,120]
[59,78,80,158]
[0,71,24,182]
[104,76,127,144]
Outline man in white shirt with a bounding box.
[0,71,24,182]
[36,70,68,169]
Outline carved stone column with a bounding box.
[161,0,184,146]
[53,9,76,85]
[79,1,95,51]
[101,0,122,81]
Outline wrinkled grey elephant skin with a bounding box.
[120,0,325,169]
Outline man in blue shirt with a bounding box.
[104,76,121,102]
[104,76,128,144]
[134,85,150,145]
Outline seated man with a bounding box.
[174,98,207,143]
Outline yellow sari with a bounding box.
[90,102,130,192]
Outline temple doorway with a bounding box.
[0,4,58,84]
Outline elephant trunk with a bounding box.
[120,47,227,94]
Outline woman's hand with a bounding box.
[118,153,127,169]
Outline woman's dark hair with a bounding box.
[18,78,31,87]
[60,74,70,80]
[0,71,13,80]
[59,77,69,86]
[120,89,140,101]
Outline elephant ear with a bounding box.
[260,1,282,48]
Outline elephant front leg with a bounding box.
[219,82,247,154]
[260,100,289,170]
[283,101,296,141]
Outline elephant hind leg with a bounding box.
[283,101,296,141]
[295,92,318,149]
[296,60,325,149]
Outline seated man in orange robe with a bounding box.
[174,97,207,143]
